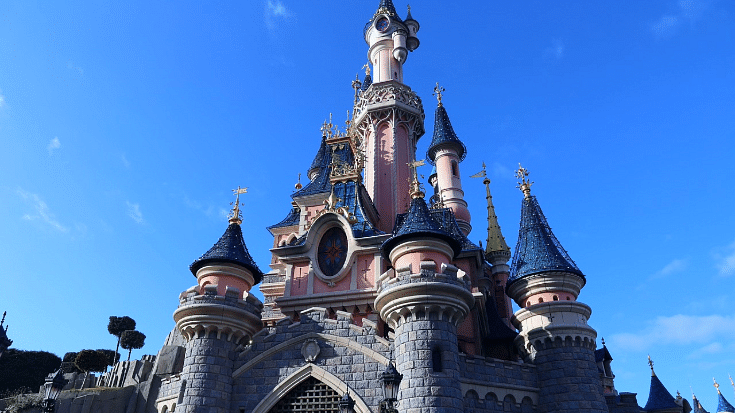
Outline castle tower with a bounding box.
[505,166,608,413]
[173,190,263,413]
[715,379,735,413]
[354,1,424,232]
[374,179,474,413]
[643,356,682,412]
[425,86,471,236]
[477,163,513,325]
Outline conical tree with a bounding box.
[107,316,135,365]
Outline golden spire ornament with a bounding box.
[407,159,426,198]
[433,82,445,107]
[229,186,248,225]
[472,162,510,258]
[715,377,722,393]
[295,173,302,190]
[648,355,656,376]
[515,163,533,198]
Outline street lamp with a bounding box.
[0,311,12,359]
[43,368,67,413]
[338,391,355,413]
[380,362,402,413]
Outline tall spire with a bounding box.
[508,166,583,284]
[425,84,466,165]
[471,163,510,262]
[715,378,735,413]
[644,356,680,411]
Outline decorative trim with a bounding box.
[250,364,370,413]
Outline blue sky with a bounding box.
[1,0,734,409]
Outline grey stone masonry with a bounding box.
[534,338,609,413]
[177,333,237,413]
[394,315,464,413]
[231,308,391,412]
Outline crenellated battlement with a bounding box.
[173,284,263,344]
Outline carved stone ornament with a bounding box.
[301,339,321,363]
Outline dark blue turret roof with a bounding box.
[190,223,263,284]
[295,140,354,198]
[718,392,735,413]
[693,395,711,413]
[382,196,462,260]
[267,205,300,231]
[361,74,372,92]
[595,345,613,363]
[308,135,328,174]
[644,375,680,411]
[507,195,583,286]
[426,104,466,165]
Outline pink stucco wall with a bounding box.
[393,250,450,274]
[356,255,375,289]
[198,274,251,298]
[313,271,351,293]
[524,292,575,308]
[290,263,309,296]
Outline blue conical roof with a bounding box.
[381,196,461,260]
[507,195,583,286]
[426,104,466,165]
[644,374,680,411]
[717,392,735,413]
[308,135,328,173]
[693,395,711,413]
[190,223,263,284]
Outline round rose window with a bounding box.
[317,227,348,277]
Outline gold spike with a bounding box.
[648,355,656,376]
[515,163,533,198]
[229,186,248,225]
[433,82,445,107]
[479,162,510,259]
[715,378,721,393]
[295,173,302,190]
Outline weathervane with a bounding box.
[515,163,533,198]
[407,159,426,198]
[229,186,248,225]
[433,82,445,106]
[647,355,655,376]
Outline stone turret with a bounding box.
[506,166,608,413]
[375,182,474,413]
[173,195,263,413]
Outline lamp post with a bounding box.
[43,368,67,413]
[338,391,355,413]
[380,362,402,413]
[0,311,12,359]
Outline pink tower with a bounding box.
[353,0,424,233]
[425,86,472,236]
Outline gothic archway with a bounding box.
[269,377,340,412]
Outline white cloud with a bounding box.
[653,258,687,278]
[265,1,294,32]
[17,189,68,232]
[611,314,735,351]
[126,201,144,224]
[0,92,5,108]
[651,0,708,39]
[687,342,723,359]
[544,39,564,60]
[652,15,680,38]
[121,153,130,168]
[714,240,735,276]
[47,137,61,155]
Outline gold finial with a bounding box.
[515,163,534,198]
[433,82,445,107]
[407,4,411,13]
[229,186,248,225]
[345,110,352,129]
[601,337,606,346]
[730,374,734,390]
[715,378,721,393]
[648,355,656,376]
[473,162,510,258]
[362,62,371,77]
[321,120,328,137]
[407,159,426,198]
[295,173,302,190]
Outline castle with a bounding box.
[38,2,735,413]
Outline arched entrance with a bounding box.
[269,376,340,412]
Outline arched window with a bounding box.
[269,377,340,413]
[552,295,559,301]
